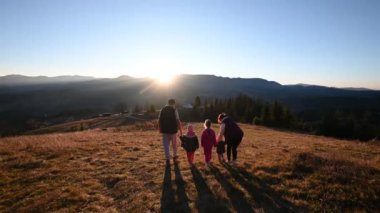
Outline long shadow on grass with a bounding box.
[160,160,175,212]
[173,161,191,212]
[190,166,230,213]
[223,163,298,212]
[209,165,255,212]
[160,160,191,213]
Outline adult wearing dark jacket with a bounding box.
[217,113,244,164]
[158,99,183,161]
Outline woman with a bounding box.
[217,113,244,164]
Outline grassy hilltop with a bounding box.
[0,123,379,212]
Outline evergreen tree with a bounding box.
[134,104,142,113]
[272,101,284,127]
[283,107,295,128]
[194,96,201,108]
[261,103,272,126]
[149,104,156,113]
[113,102,128,113]
[208,103,217,122]
[226,98,234,116]
[191,96,202,121]
[243,105,254,123]
[252,98,263,118]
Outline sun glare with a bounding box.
[157,76,172,84]
[144,56,179,85]
[156,74,175,85]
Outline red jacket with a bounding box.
[201,128,216,150]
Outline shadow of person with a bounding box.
[208,165,255,212]
[190,165,230,213]
[223,163,298,212]
[160,160,175,212]
[173,160,191,213]
[160,160,192,213]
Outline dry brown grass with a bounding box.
[1,123,379,212]
[26,114,157,135]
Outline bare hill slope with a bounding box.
[26,114,154,135]
[0,123,379,212]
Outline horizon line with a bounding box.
[0,73,379,91]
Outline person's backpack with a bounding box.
[159,106,178,134]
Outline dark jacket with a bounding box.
[180,135,199,152]
[222,117,244,143]
[216,140,226,154]
[158,105,178,134]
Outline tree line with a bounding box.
[181,94,380,141]
[182,94,300,129]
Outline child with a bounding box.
[216,140,226,162]
[201,119,217,167]
[179,124,199,165]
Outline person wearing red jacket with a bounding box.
[201,119,217,167]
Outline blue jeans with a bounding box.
[162,133,177,160]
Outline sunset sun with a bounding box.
[157,75,174,84]
[143,56,178,85]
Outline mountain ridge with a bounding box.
[0,74,95,85]
[0,73,379,138]
[0,74,377,91]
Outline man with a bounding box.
[158,99,183,161]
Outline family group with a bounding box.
[158,99,244,167]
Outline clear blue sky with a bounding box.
[0,0,379,89]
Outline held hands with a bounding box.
[177,126,183,137]
[177,132,183,147]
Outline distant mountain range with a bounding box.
[0,74,95,85]
[286,83,375,91]
[0,74,376,90]
[0,74,379,112]
[0,74,379,136]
